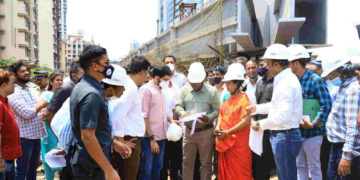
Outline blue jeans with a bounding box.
[138,138,166,180]
[327,143,360,180]
[0,160,15,180]
[270,129,302,180]
[15,138,41,180]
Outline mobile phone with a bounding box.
[216,131,223,136]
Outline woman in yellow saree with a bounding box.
[215,63,252,180]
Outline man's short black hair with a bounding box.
[127,56,151,75]
[79,45,107,70]
[272,59,289,68]
[69,61,81,75]
[293,58,310,68]
[149,65,172,78]
[245,59,258,66]
[9,60,29,75]
[163,55,176,63]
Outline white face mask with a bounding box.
[167,63,175,72]
[160,80,169,88]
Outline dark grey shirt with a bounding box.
[48,80,75,113]
[255,76,274,121]
[70,74,111,168]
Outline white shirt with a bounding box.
[171,72,188,89]
[255,68,302,130]
[245,76,261,105]
[162,81,179,131]
[109,76,145,137]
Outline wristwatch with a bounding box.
[150,135,155,140]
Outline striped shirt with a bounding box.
[326,77,360,160]
[299,69,332,138]
[8,84,46,139]
[57,119,73,153]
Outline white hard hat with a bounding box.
[320,49,349,78]
[223,63,245,81]
[261,44,289,60]
[102,64,127,86]
[288,44,310,61]
[187,62,206,83]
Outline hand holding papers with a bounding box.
[45,148,66,168]
[249,120,264,156]
[181,112,206,135]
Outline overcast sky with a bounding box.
[67,0,158,60]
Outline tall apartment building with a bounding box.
[64,33,94,69]
[158,0,203,34]
[0,0,39,63]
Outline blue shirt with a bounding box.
[70,75,112,168]
[326,77,360,160]
[299,69,332,139]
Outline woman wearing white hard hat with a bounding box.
[215,63,252,180]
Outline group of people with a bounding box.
[0,43,359,180]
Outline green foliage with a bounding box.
[0,57,16,66]
[30,66,52,77]
[128,50,137,56]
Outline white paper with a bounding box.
[180,112,206,135]
[249,122,264,156]
[181,112,206,123]
[45,148,66,168]
[190,119,197,135]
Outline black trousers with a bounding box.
[60,146,74,180]
[160,139,183,180]
[320,136,331,180]
[252,130,276,180]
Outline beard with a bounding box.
[17,77,30,84]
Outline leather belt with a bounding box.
[270,128,299,134]
[186,124,214,133]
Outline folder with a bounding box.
[303,99,324,126]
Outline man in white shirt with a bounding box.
[160,63,182,180]
[247,44,303,180]
[244,59,261,105]
[109,56,151,180]
[163,55,188,89]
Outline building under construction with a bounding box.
[121,0,360,71]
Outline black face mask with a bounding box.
[213,77,222,84]
[97,64,114,79]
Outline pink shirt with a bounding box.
[139,81,168,140]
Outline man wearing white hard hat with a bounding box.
[288,44,332,180]
[246,44,303,180]
[322,51,360,179]
[176,62,219,180]
[109,56,151,180]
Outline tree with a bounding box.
[0,57,16,66]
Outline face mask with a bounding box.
[160,80,169,88]
[98,64,114,79]
[330,77,342,86]
[258,67,268,77]
[167,63,175,72]
[213,77,222,85]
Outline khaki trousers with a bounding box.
[182,127,214,180]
